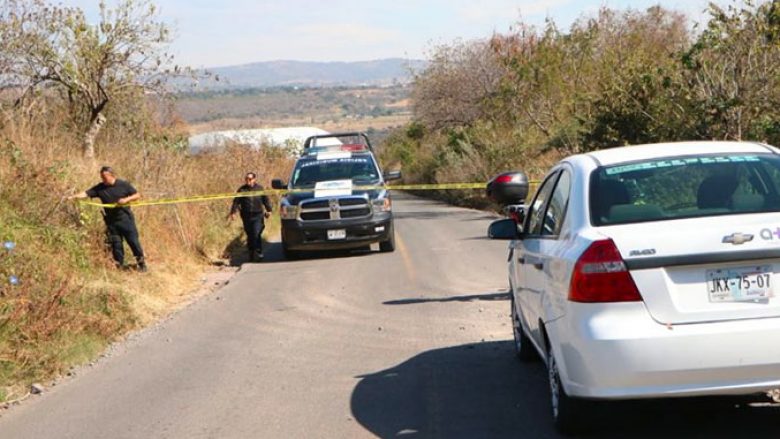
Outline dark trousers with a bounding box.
[241,214,265,258]
[106,215,144,266]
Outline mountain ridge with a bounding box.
[203,58,426,89]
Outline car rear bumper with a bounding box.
[550,302,780,400]
[281,214,393,251]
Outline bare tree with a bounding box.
[412,39,505,130]
[1,0,183,158]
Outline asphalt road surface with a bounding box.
[2,193,780,438]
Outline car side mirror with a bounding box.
[488,218,520,240]
[384,170,402,181]
[486,171,529,206]
[271,179,286,190]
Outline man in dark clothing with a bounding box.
[228,172,273,262]
[69,166,147,272]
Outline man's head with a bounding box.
[245,172,257,184]
[100,166,117,186]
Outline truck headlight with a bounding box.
[372,197,392,212]
[280,204,299,219]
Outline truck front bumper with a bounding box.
[281,213,393,251]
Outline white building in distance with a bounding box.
[188,127,330,155]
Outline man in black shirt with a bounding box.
[228,172,273,262]
[69,166,147,272]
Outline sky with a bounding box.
[61,0,734,68]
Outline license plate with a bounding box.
[327,229,346,240]
[706,265,773,302]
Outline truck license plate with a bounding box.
[706,265,773,302]
[327,229,346,240]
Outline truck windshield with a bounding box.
[590,154,780,226]
[290,157,380,188]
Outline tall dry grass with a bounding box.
[0,102,293,401]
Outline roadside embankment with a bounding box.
[0,112,293,402]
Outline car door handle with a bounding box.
[517,257,526,264]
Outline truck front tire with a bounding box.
[379,223,395,253]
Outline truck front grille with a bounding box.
[298,197,372,221]
[300,211,331,221]
[340,208,371,218]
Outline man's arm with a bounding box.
[67,184,99,200]
[227,189,241,220]
[67,191,89,200]
[117,182,141,205]
[117,192,140,205]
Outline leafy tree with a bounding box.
[682,0,780,143]
[487,7,693,152]
[579,6,691,148]
[381,0,780,194]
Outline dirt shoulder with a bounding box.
[1,263,240,411]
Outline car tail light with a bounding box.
[569,239,642,303]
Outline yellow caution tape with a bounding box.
[76,181,538,208]
[386,182,486,190]
[77,189,290,208]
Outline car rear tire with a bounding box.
[511,296,537,361]
[548,349,591,435]
[379,223,395,253]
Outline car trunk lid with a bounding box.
[603,214,780,324]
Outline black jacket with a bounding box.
[86,179,137,223]
[230,184,273,217]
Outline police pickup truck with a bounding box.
[271,132,401,259]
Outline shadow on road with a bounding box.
[464,214,501,221]
[226,241,375,265]
[383,291,509,305]
[351,341,780,439]
[461,235,492,241]
[220,234,248,266]
[351,341,556,438]
[393,211,497,222]
[393,211,470,220]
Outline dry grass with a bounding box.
[0,103,293,401]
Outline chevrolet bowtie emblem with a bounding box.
[722,233,754,245]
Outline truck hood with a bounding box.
[284,187,385,205]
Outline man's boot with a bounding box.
[137,257,148,273]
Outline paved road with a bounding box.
[2,194,780,438]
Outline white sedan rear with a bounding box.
[489,141,780,434]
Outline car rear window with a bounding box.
[590,153,780,226]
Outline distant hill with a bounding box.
[203,58,426,89]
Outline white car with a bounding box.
[487,141,780,434]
